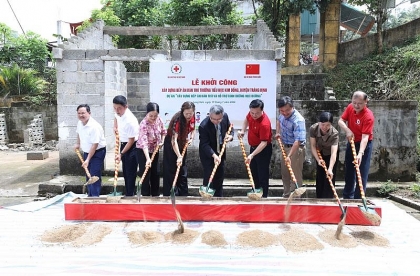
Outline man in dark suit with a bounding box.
[199,105,234,197]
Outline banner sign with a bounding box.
[150,60,277,129]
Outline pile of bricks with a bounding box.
[25,114,44,146]
[0,114,8,145]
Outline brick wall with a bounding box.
[0,103,58,143]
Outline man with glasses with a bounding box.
[275,96,306,198]
[199,105,233,197]
[238,99,273,198]
[338,91,375,199]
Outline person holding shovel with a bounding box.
[162,101,196,196]
[199,105,234,197]
[75,104,106,197]
[113,95,139,196]
[237,99,273,198]
[136,102,167,196]
[338,91,374,199]
[309,112,339,198]
[275,96,306,198]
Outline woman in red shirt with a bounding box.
[162,101,196,196]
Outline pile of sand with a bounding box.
[237,229,277,247]
[279,227,324,253]
[350,231,389,247]
[318,229,358,248]
[201,230,228,247]
[165,229,200,244]
[40,223,112,247]
[40,224,89,243]
[128,230,165,245]
[71,224,112,247]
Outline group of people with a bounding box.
[75,90,374,200]
[275,91,374,200]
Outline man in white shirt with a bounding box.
[113,95,139,196]
[75,104,106,197]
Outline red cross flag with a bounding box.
[245,64,260,75]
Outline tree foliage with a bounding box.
[384,4,420,29]
[82,0,243,50]
[0,29,50,74]
[251,0,320,39]
[0,64,47,97]
[166,0,244,50]
[346,0,397,53]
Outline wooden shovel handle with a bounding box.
[276,137,297,184]
[238,135,256,189]
[139,144,161,184]
[208,123,233,183]
[349,138,366,199]
[75,149,92,178]
[316,149,342,205]
[114,130,120,188]
[172,142,189,189]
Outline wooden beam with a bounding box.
[103,25,257,36]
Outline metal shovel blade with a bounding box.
[175,209,185,234]
[199,186,215,198]
[335,211,347,240]
[247,188,263,200]
[86,176,99,185]
[136,180,142,202]
[358,201,381,226]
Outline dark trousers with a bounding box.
[202,159,225,197]
[136,148,160,196]
[343,141,373,199]
[316,151,338,198]
[83,148,105,197]
[162,136,188,196]
[121,142,138,196]
[250,144,273,198]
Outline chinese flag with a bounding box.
[245,64,260,75]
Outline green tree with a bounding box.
[0,29,50,74]
[251,0,321,39]
[166,0,244,50]
[346,0,415,54]
[0,23,14,45]
[0,64,47,98]
[384,4,420,29]
[82,0,166,49]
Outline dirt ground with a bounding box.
[0,150,59,206]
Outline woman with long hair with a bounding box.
[162,101,196,196]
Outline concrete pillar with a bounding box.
[323,0,340,68]
[285,14,301,67]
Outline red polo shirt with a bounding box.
[246,112,272,147]
[341,103,374,142]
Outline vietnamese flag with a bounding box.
[245,64,260,75]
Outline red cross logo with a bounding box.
[171,64,182,74]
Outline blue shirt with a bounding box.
[278,109,306,145]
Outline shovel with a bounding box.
[238,135,262,200]
[170,141,189,234]
[137,144,161,202]
[349,138,381,225]
[199,123,233,198]
[75,149,99,194]
[316,149,347,239]
[277,138,306,198]
[107,130,122,201]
